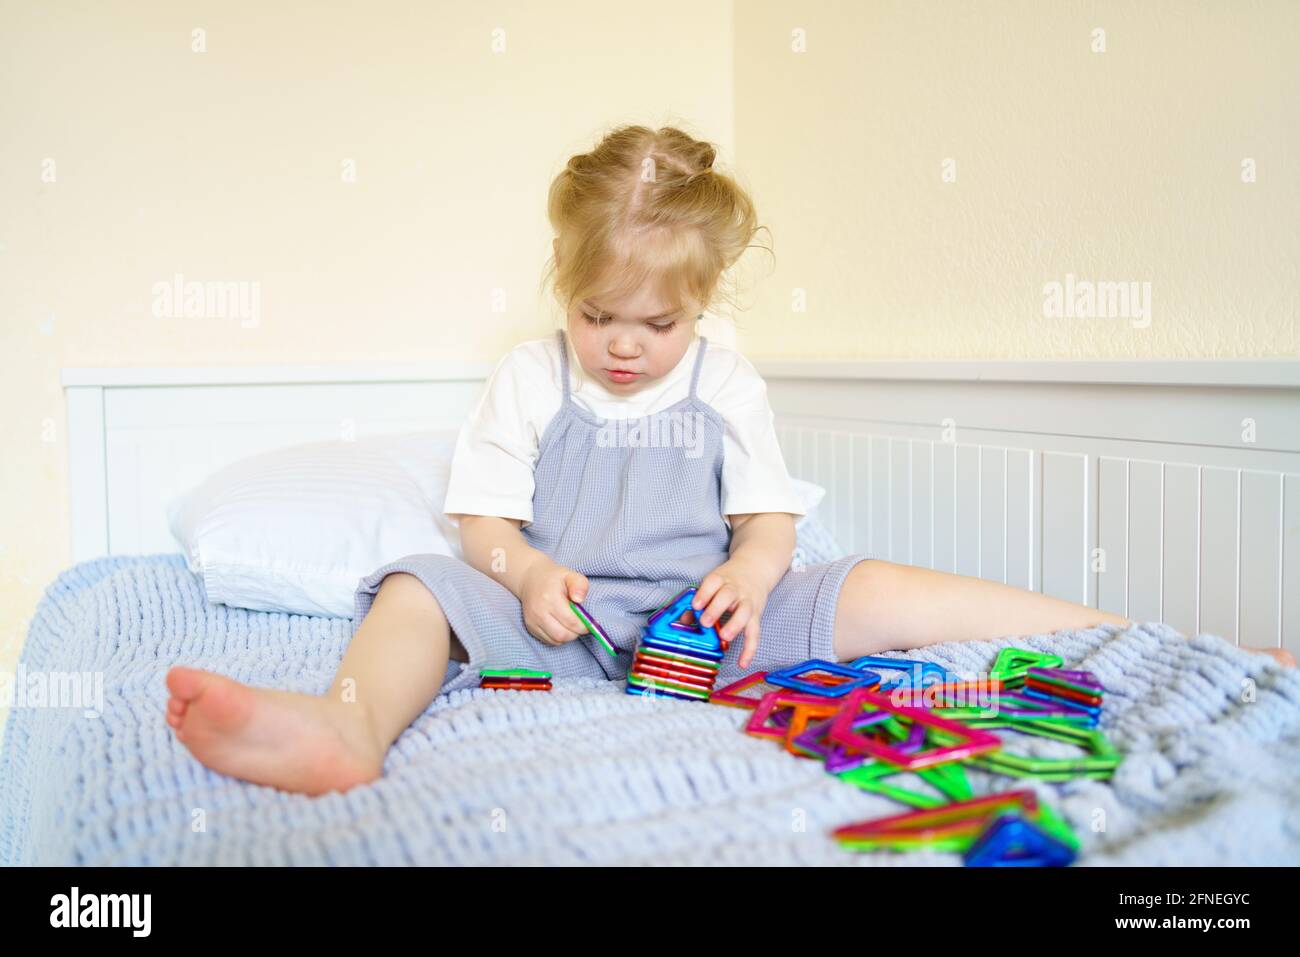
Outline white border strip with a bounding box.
[61,362,499,387]
[752,359,1300,388]
[60,358,1300,389]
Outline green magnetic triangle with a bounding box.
[836,760,968,809]
[923,761,974,801]
[836,768,951,809]
[1031,802,1080,851]
[991,648,1065,684]
[970,723,1121,780]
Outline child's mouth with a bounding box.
[605,369,640,383]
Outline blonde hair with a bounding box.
[540,124,771,335]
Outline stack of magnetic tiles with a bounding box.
[1020,666,1105,726]
[479,667,552,691]
[624,587,729,702]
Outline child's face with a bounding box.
[567,287,698,393]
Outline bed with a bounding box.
[2,357,1298,865]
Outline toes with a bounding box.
[1245,647,1297,668]
[166,665,209,701]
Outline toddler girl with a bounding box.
[166,125,1285,797]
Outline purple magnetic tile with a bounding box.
[1026,667,1104,690]
[895,721,927,755]
[998,691,1090,718]
[806,712,892,773]
[826,710,895,772]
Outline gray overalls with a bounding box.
[353,329,868,694]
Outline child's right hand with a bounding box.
[519,557,590,647]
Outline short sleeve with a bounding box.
[441,350,554,529]
[709,352,807,526]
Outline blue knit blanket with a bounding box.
[3,554,1299,865]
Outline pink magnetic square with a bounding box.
[710,671,773,710]
[745,690,845,740]
[827,687,1001,772]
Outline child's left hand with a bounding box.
[691,560,773,671]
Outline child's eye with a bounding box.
[650,321,676,334]
[583,312,610,326]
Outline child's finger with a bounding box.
[524,618,554,646]
[543,611,580,644]
[699,587,736,630]
[719,600,750,644]
[564,570,589,603]
[739,618,762,670]
[559,598,588,635]
[691,574,724,613]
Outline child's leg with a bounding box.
[832,559,1296,667]
[166,571,464,795]
[831,559,1129,660]
[326,572,467,748]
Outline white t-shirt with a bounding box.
[442,333,805,532]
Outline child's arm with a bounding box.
[724,512,796,594]
[457,514,589,646]
[457,514,550,598]
[692,511,797,669]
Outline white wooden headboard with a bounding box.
[62,359,1300,657]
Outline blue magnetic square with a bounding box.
[848,655,953,692]
[766,659,876,698]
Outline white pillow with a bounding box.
[789,477,826,526]
[166,430,832,619]
[166,431,463,618]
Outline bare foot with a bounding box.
[1242,646,1297,668]
[165,665,384,795]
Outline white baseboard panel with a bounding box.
[765,368,1299,655]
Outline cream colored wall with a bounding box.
[734,0,1299,359]
[0,1,735,739]
[2,1,1296,744]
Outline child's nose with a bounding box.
[609,335,641,358]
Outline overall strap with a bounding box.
[688,336,710,400]
[556,328,572,403]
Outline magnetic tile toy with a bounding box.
[625,681,709,703]
[767,659,880,698]
[744,690,838,740]
[963,813,1077,867]
[708,671,775,710]
[834,789,1041,841]
[625,586,733,703]
[479,667,553,691]
[828,688,1002,772]
[968,722,1122,780]
[990,648,1064,688]
[848,656,955,692]
[570,600,618,657]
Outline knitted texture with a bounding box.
[3,554,1299,865]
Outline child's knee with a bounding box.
[379,572,448,625]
